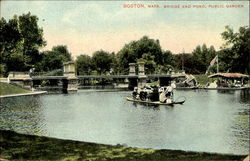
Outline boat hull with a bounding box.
[126,97,185,105]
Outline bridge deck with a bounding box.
[31,74,185,80]
[77,75,137,79]
[77,74,184,79]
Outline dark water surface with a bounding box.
[0,89,249,155]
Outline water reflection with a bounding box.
[215,89,250,104]
[239,89,250,104]
[132,102,161,110]
[0,89,249,155]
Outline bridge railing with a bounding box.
[77,75,137,79]
[8,71,31,79]
[31,69,63,76]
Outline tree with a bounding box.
[207,46,216,65]
[39,45,72,72]
[173,53,194,74]
[162,50,174,66]
[18,12,46,70]
[109,52,120,75]
[0,16,21,54]
[0,17,23,75]
[0,12,46,75]
[92,50,112,74]
[117,36,163,74]
[51,45,72,62]
[220,26,250,74]
[192,45,205,73]
[39,51,63,72]
[160,50,174,73]
[191,44,216,74]
[217,49,232,73]
[76,55,93,75]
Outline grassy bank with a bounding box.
[194,75,211,86]
[0,130,246,161]
[0,82,30,96]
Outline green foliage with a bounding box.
[156,65,173,74]
[0,64,6,76]
[92,50,112,74]
[117,36,167,74]
[18,12,46,67]
[173,54,194,73]
[193,75,211,86]
[220,26,250,74]
[39,45,72,72]
[191,44,216,74]
[52,45,72,62]
[75,37,174,75]
[0,17,23,75]
[76,54,93,75]
[160,50,175,74]
[162,50,174,66]
[138,53,156,74]
[39,51,63,72]
[109,52,122,75]
[173,44,216,74]
[0,17,21,53]
[217,49,232,73]
[0,12,46,75]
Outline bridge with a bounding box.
[77,74,182,79]
[77,75,137,79]
[7,62,186,93]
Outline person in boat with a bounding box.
[132,85,157,101]
[132,87,138,99]
[159,86,173,103]
[139,85,154,101]
[234,80,242,87]
[132,87,142,100]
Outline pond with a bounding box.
[0,89,249,155]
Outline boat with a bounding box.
[126,97,185,106]
[205,73,250,90]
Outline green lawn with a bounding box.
[0,130,246,161]
[0,82,30,96]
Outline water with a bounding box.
[0,89,249,155]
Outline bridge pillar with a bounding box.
[137,62,147,88]
[128,63,137,90]
[63,61,76,78]
[63,61,78,93]
[129,63,136,76]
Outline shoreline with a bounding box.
[0,91,47,99]
[0,130,247,161]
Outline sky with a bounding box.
[1,0,249,57]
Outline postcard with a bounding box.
[0,0,249,160]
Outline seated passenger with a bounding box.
[159,86,173,103]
